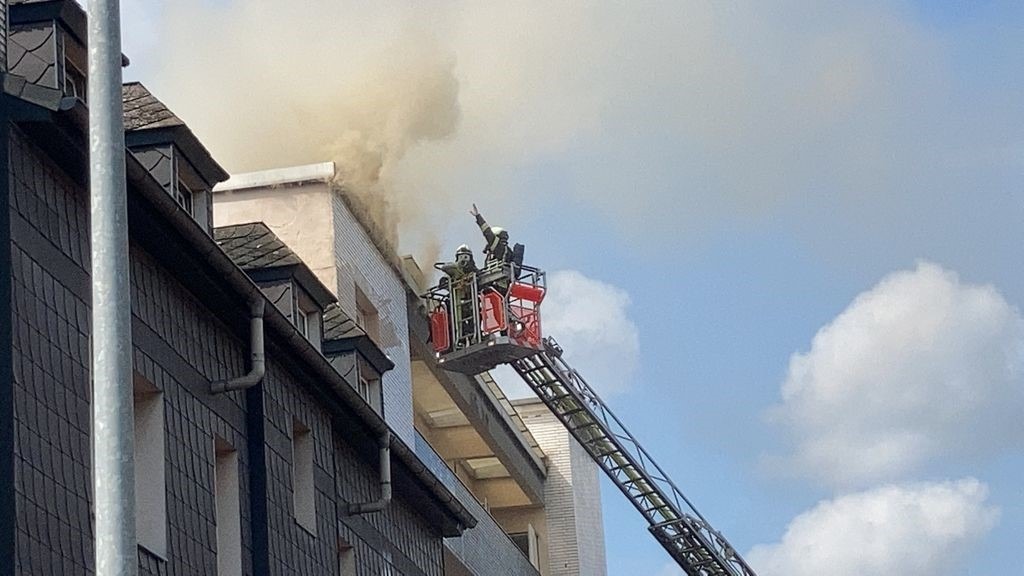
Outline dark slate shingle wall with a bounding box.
[7,127,446,576]
[7,23,58,89]
[334,437,446,576]
[10,128,94,575]
[131,146,175,194]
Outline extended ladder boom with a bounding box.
[511,338,758,576]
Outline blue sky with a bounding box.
[117,1,1023,574]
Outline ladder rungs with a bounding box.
[517,350,758,576]
[590,444,621,458]
[559,407,587,419]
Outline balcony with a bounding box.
[415,432,540,576]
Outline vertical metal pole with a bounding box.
[87,1,137,575]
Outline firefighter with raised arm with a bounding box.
[470,204,513,265]
[422,206,546,368]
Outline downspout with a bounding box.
[211,298,266,393]
[345,430,392,515]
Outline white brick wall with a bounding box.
[571,437,607,576]
[518,400,607,576]
[329,192,415,444]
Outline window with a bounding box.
[61,24,88,102]
[298,309,318,340]
[354,286,380,343]
[295,307,309,337]
[175,178,194,215]
[510,532,529,555]
[63,57,87,100]
[134,374,167,558]
[338,538,355,576]
[293,291,320,347]
[292,419,316,535]
[215,437,241,576]
[357,357,382,414]
[509,525,540,568]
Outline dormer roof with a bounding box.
[123,82,184,131]
[323,304,395,374]
[122,82,229,188]
[214,222,335,309]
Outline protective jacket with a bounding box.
[475,214,513,264]
[441,258,476,281]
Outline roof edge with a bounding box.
[214,162,337,193]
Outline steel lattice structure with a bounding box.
[511,338,758,576]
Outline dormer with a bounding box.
[214,223,336,350]
[7,0,91,101]
[123,82,228,235]
[322,304,394,415]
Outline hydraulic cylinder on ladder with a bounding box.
[423,259,759,576]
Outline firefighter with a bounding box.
[438,244,478,347]
[439,244,478,283]
[470,204,513,265]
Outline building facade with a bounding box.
[0,1,607,573]
[212,164,607,576]
[1,2,477,574]
[213,165,547,576]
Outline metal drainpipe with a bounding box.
[345,430,392,515]
[211,298,266,394]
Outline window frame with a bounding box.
[356,355,383,415]
[292,418,317,536]
[354,285,381,343]
[293,287,321,348]
[133,373,168,559]
[215,436,242,576]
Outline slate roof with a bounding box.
[122,82,184,132]
[214,222,305,271]
[322,303,394,372]
[214,222,337,310]
[215,225,392,371]
[323,303,366,341]
[120,81,229,185]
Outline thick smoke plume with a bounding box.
[147,0,1023,267]
[155,0,460,263]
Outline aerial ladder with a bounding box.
[424,259,759,576]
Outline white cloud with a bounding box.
[768,262,1024,488]
[747,479,999,576]
[494,270,639,399]
[541,270,640,397]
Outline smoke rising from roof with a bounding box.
[155,0,461,263]
[149,0,1023,267]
